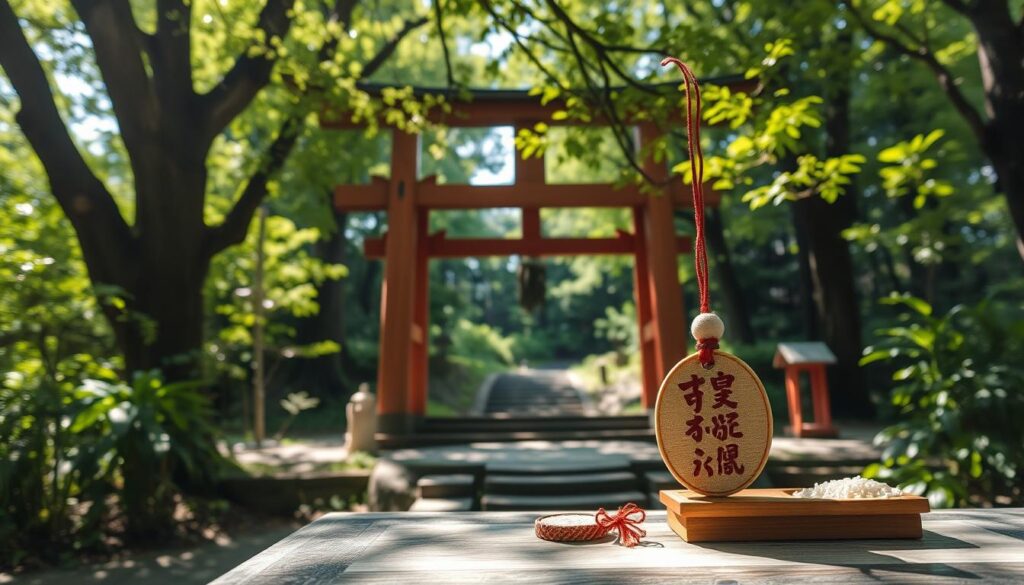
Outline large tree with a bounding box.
[0,0,425,381]
[844,0,1024,259]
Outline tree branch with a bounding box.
[70,0,158,155]
[199,0,297,141]
[844,0,988,140]
[363,16,429,78]
[434,0,456,87]
[541,0,658,94]
[203,114,304,256]
[204,12,428,255]
[0,0,133,282]
[478,0,569,92]
[149,0,195,102]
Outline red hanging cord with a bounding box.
[661,57,710,314]
[662,57,718,367]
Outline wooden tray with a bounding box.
[660,488,930,542]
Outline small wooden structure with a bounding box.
[773,342,839,438]
[326,80,753,435]
[660,488,929,542]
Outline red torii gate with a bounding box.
[328,86,735,434]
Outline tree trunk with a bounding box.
[989,150,1024,259]
[114,147,211,383]
[961,1,1024,259]
[792,36,872,418]
[791,202,819,340]
[119,270,207,383]
[704,207,755,343]
[792,195,869,417]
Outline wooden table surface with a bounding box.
[212,509,1024,584]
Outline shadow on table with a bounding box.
[697,529,980,580]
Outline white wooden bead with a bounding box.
[690,312,724,341]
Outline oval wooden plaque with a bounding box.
[654,350,773,496]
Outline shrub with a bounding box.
[71,371,231,540]
[861,295,1024,507]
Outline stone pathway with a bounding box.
[476,366,593,416]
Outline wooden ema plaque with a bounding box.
[660,489,931,543]
[655,350,772,497]
[654,350,930,542]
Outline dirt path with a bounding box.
[6,520,299,585]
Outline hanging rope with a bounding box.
[661,57,721,368]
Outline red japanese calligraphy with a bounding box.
[677,374,705,413]
[710,411,743,440]
[710,371,738,409]
[717,443,745,475]
[685,414,704,442]
[692,447,713,477]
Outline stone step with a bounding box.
[417,474,475,499]
[485,403,584,410]
[485,407,586,415]
[417,415,650,432]
[409,496,474,512]
[377,428,655,449]
[485,471,638,496]
[481,490,648,511]
[644,470,682,493]
[487,461,632,476]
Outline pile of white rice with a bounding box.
[792,476,903,499]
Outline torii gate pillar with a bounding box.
[376,130,420,434]
[638,124,688,385]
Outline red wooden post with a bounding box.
[376,130,419,434]
[638,124,688,382]
[516,121,545,243]
[632,205,658,409]
[774,343,839,438]
[784,367,805,438]
[810,365,832,431]
[409,207,429,417]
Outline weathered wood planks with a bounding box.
[212,509,1024,584]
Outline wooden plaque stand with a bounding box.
[773,343,839,438]
[660,488,930,542]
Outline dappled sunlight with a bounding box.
[13,522,297,585]
[3,0,1022,578]
[208,510,1023,581]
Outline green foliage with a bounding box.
[878,130,955,208]
[742,154,867,208]
[274,390,321,441]
[0,149,124,566]
[71,371,230,539]
[594,302,638,354]
[861,295,1024,507]
[1,369,85,567]
[689,42,865,208]
[206,213,345,394]
[0,367,229,566]
[448,319,515,368]
[1,1,1022,570]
